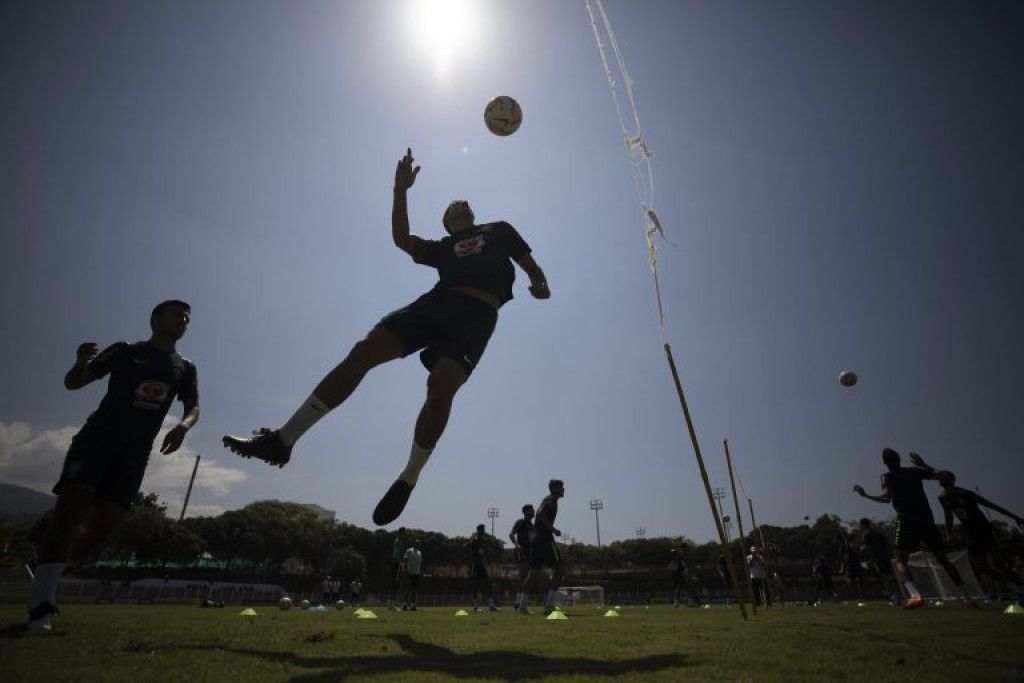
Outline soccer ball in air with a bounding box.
[839,370,858,387]
[484,96,522,136]
[278,596,293,611]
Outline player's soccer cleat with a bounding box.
[372,480,413,526]
[25,602,58,633]
[222,428,291,468]
[904,596,926,610]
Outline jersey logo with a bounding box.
[454,235,485,257]
[133,381,170,410]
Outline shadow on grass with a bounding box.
[175,633,691,681]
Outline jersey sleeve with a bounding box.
[178,361,199,407]
[498,221,531,260]
[411,237,448,268]
[87,342,129,379]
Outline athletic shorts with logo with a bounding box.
[53,435,149,510]
[895,514,944,553]
[378,289,497,377]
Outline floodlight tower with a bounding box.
[711,488,731,542]
[635,527,646,538]
[487,507,499,537]
[589,499,604,547]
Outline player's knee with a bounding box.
[426,367,464,401]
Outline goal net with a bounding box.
[554,585,605,610]
[904,550,985,600]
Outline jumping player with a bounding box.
[222,149,550,526]
[509,504,534,611]
[520,479,565,615]
[853,448,976,609]
[466,524,496,611]
[26,300,198,632]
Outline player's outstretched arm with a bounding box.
[161,402,199,454]
[64,342,99,390]
[514,253,550,299]
[392,148,424,258]
[852,483,891,504]
[908,452,937,473]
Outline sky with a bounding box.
[1,0,1021,546]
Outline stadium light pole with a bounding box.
[487,507,499,537]
[712,488,731,542]
[589,499,604,547]
[636,527,646,538]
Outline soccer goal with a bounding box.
[905,550,985,600]
[554,585,605,609]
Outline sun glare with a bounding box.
[408,0,480,79]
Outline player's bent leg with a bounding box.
[69,499,128,565]
[373,359,467,526]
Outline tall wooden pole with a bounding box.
[724,440,757,613]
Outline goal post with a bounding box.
[554,585,605,610]
[904,550,985,600]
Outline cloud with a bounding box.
[0,419,246,517]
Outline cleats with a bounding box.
[904,596,925,610]
[222,428,291,468]
[373,479,413,526]
[25,602,58,633]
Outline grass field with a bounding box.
[1,602,1022,681]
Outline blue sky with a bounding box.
[1,0,1021,545]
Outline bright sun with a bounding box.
[408,0,480,79]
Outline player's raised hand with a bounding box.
[75,342,98,365]
[852,484,865,496]
[908,452,926,468]
[160,424,188,454]
[394,148,420,192]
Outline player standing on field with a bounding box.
[402,543,423,610]
[222,148,551,526]
[520,479,565,615]
[25,300,198,633]
[853,448,977,609]
[859,518,899,604]
[510,504,535,611]
[466,524,497,612]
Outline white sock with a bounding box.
[30,563,65,609]
[903,581,921,599]
[399,442,433,487]
[279,394,330,447]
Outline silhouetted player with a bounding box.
[520,480,565,614]
[509,504,534,611]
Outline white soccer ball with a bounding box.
[484,95,523,136]
[335,600,347,611]
[278,596,293,611]
[300,599,311,609]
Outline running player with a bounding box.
[747,546,771,607]
[26,300,198,632]
[222,149,551,526]
[466,524,496,611]
[509,504,534,611]
[925,466,1024,605]
[520,479,565,615]
[853,448,975,609]
[859,518,899,604]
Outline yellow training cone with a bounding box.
[238,608,257,616]
[1004,604,1024,614]
[546,610,568,620]
[353,608,365,615]
[856,602,866,607]
[603,610,620,617]
[357,610,378,619]
[454,609,469,616]
[703,604,711,610]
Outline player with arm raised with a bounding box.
[223,149,550,526]
[520,479,565,615]
[26,300,198,633]
[853,448,976,609]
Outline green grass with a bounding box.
[2,602,1022,681]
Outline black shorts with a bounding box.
[470,562,488,580]
[390,563,402,590]
[895,514,944,553]
[53,435,149,510]
[529,538,560,570]
[515,547,531,565]
[407,574,420,587]
[378,289,498,377]
[966,525,999,556]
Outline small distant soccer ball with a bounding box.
[484,95,523,136]
[278,596,293,611]
[300,599,311,609]
[839,370,858,387]
[335,600,347,611]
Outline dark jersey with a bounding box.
[883,467,934,518]
[511,518,533,549]
[939,487,991,536]
[862,529,890,560]
[672,558,689,581]
[534,494,559,541]
[78,341,198,450]
[413,221,531,306]
[467,533,489,564]
[812,559,833,578]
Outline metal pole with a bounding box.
[663,343,747,619]
[487,507,499,537]
[590,499,604,547]
[724,439,758,614]
[179,454,201,522]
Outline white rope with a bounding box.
[585,0,672,339]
